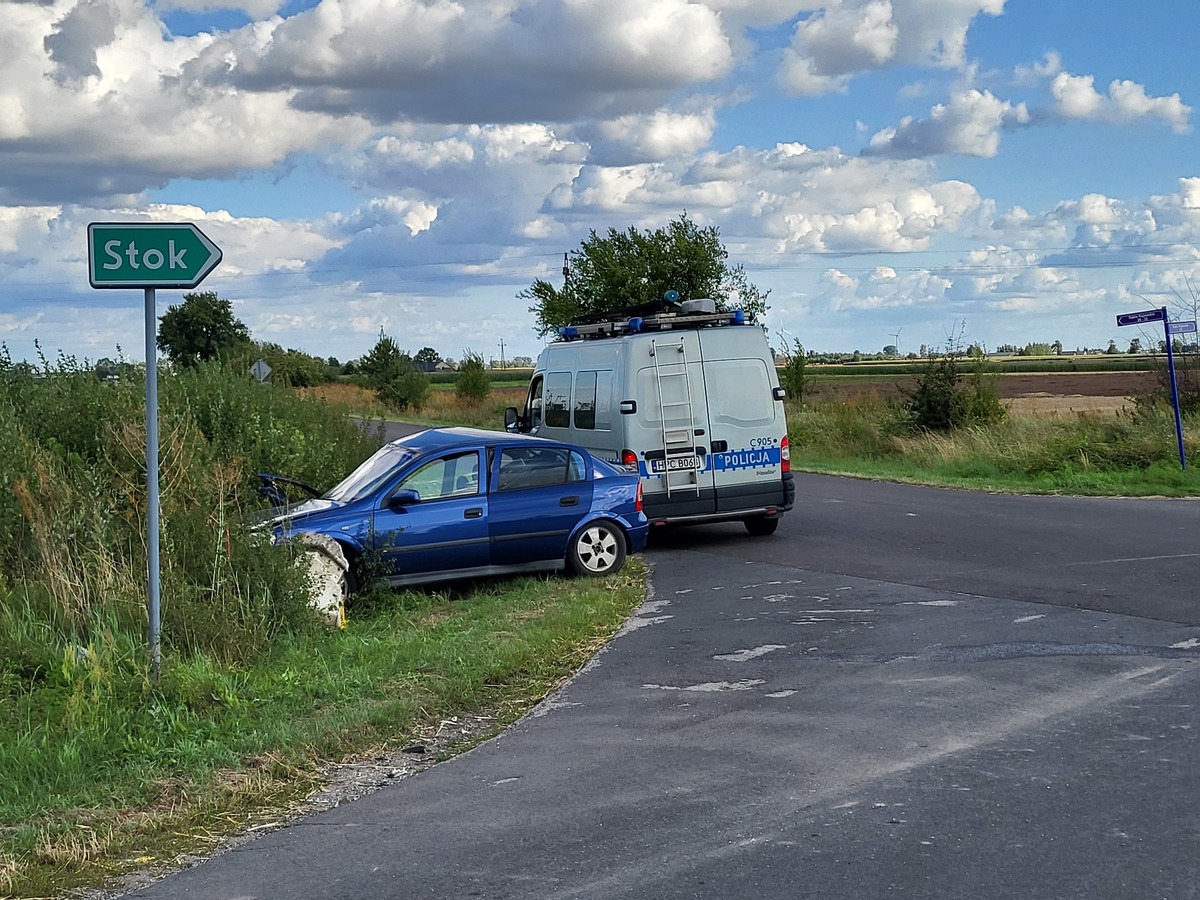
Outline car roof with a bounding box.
[392,426,579,454]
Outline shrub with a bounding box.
[455,352,491,402]
[902,347,1005,432]
[778,339,807,403]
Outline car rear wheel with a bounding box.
[568,520,627,577]
[744,516,779,536]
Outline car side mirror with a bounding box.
[387,488,421,508]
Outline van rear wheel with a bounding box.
[568,520,627,576]
[744,516,779,536]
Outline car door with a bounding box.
[371,449,489,578]
[488,445,593,565]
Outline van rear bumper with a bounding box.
[643,473,794,526]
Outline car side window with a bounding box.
[497,447,578,492]
[396,451,480,501]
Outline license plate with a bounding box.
[650,456,701,473]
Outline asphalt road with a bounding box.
[128,471,1200,899]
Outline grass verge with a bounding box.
[1,564,646,898]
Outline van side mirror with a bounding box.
[504,406,526,433]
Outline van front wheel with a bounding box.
[744,516,779,536]
[568,521,627,576]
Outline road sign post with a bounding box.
[88,223,222,677]
[1116,305,1186,470]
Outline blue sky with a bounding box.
[2,0,1198,366]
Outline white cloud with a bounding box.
[864,88,1030,158]
[191,0,734,124]
[1049,72,1191,133]
[780,0,1005,96]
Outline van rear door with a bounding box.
[696,327,787,514]
[631,330,716,517]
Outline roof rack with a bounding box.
[557,299,751,342]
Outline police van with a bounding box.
[505,297,794,535]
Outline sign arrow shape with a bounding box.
[88,222,222,289]
[1115,308,1166,327]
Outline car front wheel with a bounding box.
[568,520,627,577]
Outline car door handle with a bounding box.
[560,496,580,507]
[464,507,483,518]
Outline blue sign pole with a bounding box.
[1162,307,1187,471]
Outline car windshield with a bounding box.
[324,442,418,503]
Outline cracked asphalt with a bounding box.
[127,473,1200,900]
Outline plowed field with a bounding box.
[809,370,1162,414]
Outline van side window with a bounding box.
[594,370,613,431]
[527,376,544,430]
[574,371,596,430]
[544,373,571,429]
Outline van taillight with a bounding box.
[781,435,790,473]
[621,449,638,466]
[635,481,643,512]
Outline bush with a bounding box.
[379,369,430,411]
[902,348,1005,432]
[456,353,491,402]
[0,353,379,663]
[778,339,807,403]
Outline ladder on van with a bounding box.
[650,336,701,497]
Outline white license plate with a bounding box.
[650,456,701,473]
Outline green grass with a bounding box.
[1,567,645,897]
[788,399,1200,496]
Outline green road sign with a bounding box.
[88,222,222,289]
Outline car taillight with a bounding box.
[621,449,638,466]
[635,481,643,512]
[781,435,790,473]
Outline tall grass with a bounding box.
[788,395,1200,495]
[0,353,647,898]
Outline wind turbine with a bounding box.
[890,327,903,357]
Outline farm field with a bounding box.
[807,369,1160,414]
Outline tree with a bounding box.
[157,291,251,367]
[359,330,428,411]
[778,339,807,403]
[414,347,441,372]
[455,351,491,402]
[519,213,769,336]
[1127,338,1142,354]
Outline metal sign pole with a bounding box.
[1162,307,1187,471]
[144,287,162,678]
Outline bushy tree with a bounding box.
[157,291,251,367]
[902,332,1005,432]
[359,330,428,410]
[519,213,769,336]
[778,339,807,403]
[455,351,491,402]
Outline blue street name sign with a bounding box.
[1116,308,1166,327]
[1167,320,1198,335]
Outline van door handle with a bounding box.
[464,507,483,518]
[560,496,580,507]
[711,440,728,453]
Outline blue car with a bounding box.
[258,428,649,600]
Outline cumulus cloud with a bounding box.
[864,88,1030,158]
[189,0,734,124]
[1047,72,1191,133]
[780,0,1005,96]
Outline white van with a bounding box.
[505,299,794,535]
